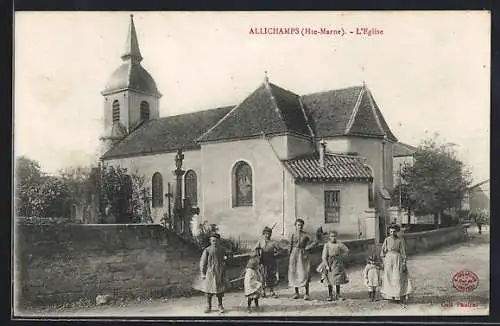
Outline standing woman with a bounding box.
[318,231,350,301]
[380,224,412,304]
[288,218,315,300]
[254,226,280,298]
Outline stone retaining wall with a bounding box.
[15,223,467,307]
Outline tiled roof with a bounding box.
[198,82,310,142]
[368,92,398,142]
[347,89,386,137]
[101,106,233,159]
[393,142,418,157]
[301,86,397,142]
[301,86,362,138]
[102,82,399,158]
[283,153,373,182]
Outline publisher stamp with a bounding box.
[452,270,479,293]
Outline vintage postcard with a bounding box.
[13,11,490,319]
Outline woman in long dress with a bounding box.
[288,218,315,300]
[380,224,412,303]
[317,231,350,301]
[254,226,280,298]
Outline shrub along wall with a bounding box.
[15,223,467,307]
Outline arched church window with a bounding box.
[184,170,198,207]
[112,100,120,122]
[152,172,163,208]
[232,161,253,207]
[140,101,150,120]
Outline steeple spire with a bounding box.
[121,14,143,64]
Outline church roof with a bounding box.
[301,86,397,141]
[393,142,418,157]
[282,153,373,183]
[197,82,311,142]
[102,63,161,97]
[101,15,161,97]
[198,83,397,143]
[101,82,398,159]
[101,106,233,159]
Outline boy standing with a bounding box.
[193,233,227,313]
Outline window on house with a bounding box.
[152,172,163,208]
[140,101,150,120]
[232,161,253,207]
[184,170,198,207]
[112,100,120,122]
[324,190,340,223]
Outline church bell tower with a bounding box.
[99,14,162,156]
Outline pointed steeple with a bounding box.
[121,14,143,64]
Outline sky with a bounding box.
[14,11,490,182]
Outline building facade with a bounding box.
[99,16,400,242]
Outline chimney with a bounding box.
[319,139,327,168]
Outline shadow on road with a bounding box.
[408,294,489,305]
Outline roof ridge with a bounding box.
[364,87,386,137]
[268,82,300,97]
[197,84,265,142]
[301,85,364,98]
[344,87,365,134]
[265,81,289,131]
[156,105,234,120]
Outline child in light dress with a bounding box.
[362,255,382,301]
[244,251,264,313]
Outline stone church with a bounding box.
[99,16,397,242]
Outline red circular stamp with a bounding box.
[452,270,479,292]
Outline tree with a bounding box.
[15,156,43,217]
[471,209,489,234]
[400,135,472,227]
[100,164,151,223]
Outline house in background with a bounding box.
[462,179,490,213]
[392,142,418,187]
[98,16,400,242]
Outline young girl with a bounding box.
[362,255,382,301]
[317,231,349,301]
[288,218,315,300]
[254,226,280,298]
[244,251,264,313]
[193,233,227,313]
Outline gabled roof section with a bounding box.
[198,82,311,143]
[282,153,373,183]
[347,88,386,138]
[101,106,233,159]
[301,86,362,138]
[393,142,418,157]
[300,85,398,142]
[268,83,311,136]
[367,90,398,142]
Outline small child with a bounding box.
[244,251,264,313]
[362,255,382,302]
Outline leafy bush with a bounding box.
[189,217,243,255]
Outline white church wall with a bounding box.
[295,181,370,239]
[103,149,202,224]
[200,138,289,242]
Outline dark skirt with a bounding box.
[262,258,278,288]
